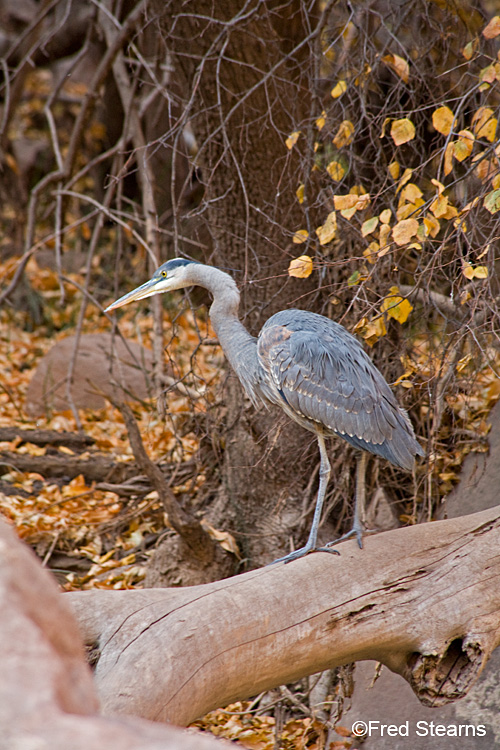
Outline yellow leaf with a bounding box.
[479,64,497,85]
[379,208,392,224]
[388,161,400,180]
[430,194,458,219]
[391,118,416,146]
[201,520,240,557]
[340,206,358,220]
[392,218,419,245]
[378,223,392,254]
[477,244,490,259]
[472,107,497,142]
[423,216,440,237]
[380,117,391,138]
[399,183,423,203]
[316,111,327,130]
[454,217,467,234]
[296,184,305,204]
[292,229,309,244]
[354,193,370,210]
[350,185,368,196]
[462,39,479,60]
[457,129,474,154]
[462,262,488,280]
[334,192,370,219]
[332,119,355,148]
[474,265,488,278]
[361,216,379,236]
[382,53,410,83]
[475,157,496,182]
[396,198,424,221]
[353,315,387,346]
[483,16,500,39]
[288,255,313,278]
[397,168,414,192]
[432,106,454,136]
[363,241,379,264]
[380,286,413,324]
[461,264,472,279]
[315,211,337,245]
[446,130,474,165]
[431,178,445,194]
[285,131,300,149]
[333,194,358,211]
[326,159,346,181]
[444,142,454,175]
[331,80,347,98]
[484,189,500,214]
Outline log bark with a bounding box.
[67,506,500,727]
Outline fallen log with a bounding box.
[67,505,500,727]
[0,426,94,449]
[0,449,195,489]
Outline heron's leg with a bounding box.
[270,434,340,564]
[323,451,367,550]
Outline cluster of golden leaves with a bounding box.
[0,256,224,590]
[287,14,498,349]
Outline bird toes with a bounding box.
[268,545,340,565]
[323,522,366,550]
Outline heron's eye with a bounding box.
[161,270,167,278]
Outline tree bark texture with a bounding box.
[68,506,500,727]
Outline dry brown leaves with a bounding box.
[192,702,353,750]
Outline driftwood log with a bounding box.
[67,505,500,727]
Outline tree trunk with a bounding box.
[150,0,325,566]
[68,506,500,726]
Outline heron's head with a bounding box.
[104,258,198,312]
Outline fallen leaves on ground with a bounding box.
[192,702,352,750]
[0,257,224,590]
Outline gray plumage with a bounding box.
[105,258,424,563]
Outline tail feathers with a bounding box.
[340,429,423,471]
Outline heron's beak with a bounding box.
[104,276,171,312]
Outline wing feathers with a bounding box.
[257,311,422,469]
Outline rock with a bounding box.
[26,333,155,415]
[440,399,500,519]
[365,486,401,531]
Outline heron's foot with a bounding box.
[324,520,365,550]
[269,544,340,565]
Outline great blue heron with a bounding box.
[105,258,424,563]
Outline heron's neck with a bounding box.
[188,264,259,386]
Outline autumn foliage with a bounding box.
[0,1,500,745]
